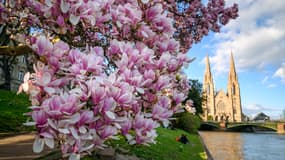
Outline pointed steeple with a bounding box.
[202,54,215,121]
[227,51,242,122]
[228,52,237,81]
[204,54,213,82]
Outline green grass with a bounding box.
[105,127,207,160]
[0,89,32,132]
[38,128,207,160]
[133,128,207,160]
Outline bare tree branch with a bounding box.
[0,45,33,56]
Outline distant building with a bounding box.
[253,112,270,122]
[0,55,28,91]
[202,53,243,122]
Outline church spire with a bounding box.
[228,52,237,81]
[202,54,215,121]
[227,51,242,122]
[204,54,213,82]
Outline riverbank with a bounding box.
[198,132,213,160]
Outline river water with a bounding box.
[199,131,285,160]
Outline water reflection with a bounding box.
[199,131,285,160]
[242,133,285,160]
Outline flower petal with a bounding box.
[44,138,54,149]
[105,111,115,120]
[33,137,44,153]
[60,0,70,13]
[69,14,80,26]
[59,128,70,134]
[141,0,149,4]
[42,72,51,85]
[22,83,29,92]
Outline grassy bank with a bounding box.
[112,127,207,160]
[0,89,32,132]
[40,127,207,160]
[101,127,206,160]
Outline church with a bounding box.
[202,53,243,122]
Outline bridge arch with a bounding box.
[199,122,220,131]
[227,123,277,132]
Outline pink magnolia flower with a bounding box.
[32,110,48,128]
[132,115,159,144]
[17,72,31,94]
[99,126,117,139]
[32,36,53,56]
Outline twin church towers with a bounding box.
[202,53,242,122]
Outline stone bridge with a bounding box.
[200,121,285,133]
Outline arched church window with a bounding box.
[215,116,218,121]
[232,83,235,95]
[217,101,225,113]
[207,85,210,94]
[226,116,229,121]
[233,100,237,114]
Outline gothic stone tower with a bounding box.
[202,53,242,122]
[202,55,215,121]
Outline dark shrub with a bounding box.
[173,112,201,133]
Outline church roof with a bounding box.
[215,89,226,97]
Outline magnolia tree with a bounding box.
[0,0,238,159]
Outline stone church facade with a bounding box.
[202,53,242,122]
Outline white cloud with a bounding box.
[245,104,265,111]
[267,83,277,88]
[243,103,283,120]
[210,1,285,79]
[261,76,276,88]
[274,64,285,83]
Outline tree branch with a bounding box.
[0,45,33,56]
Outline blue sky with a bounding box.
[184,0,285,119]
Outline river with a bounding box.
[199,131,285,160]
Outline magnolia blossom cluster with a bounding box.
[11,0,188,158]
[1,0,238,51]
[1,0,238,159]
[19,35,189,158]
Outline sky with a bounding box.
[185,0,285,119]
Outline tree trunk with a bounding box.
[0,56,16,90]
[0,57,11,90]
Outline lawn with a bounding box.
[39,127,207,160]
[0,89,32,132]
[35,117,207,160]
[105,127,207,160]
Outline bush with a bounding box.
[173,112,202,133]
